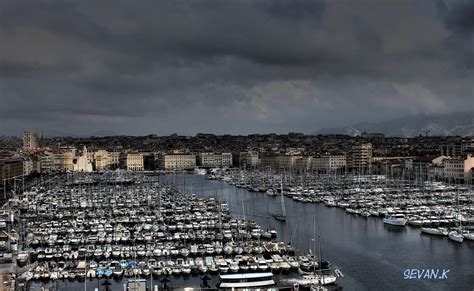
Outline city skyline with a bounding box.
[1,0,474,136]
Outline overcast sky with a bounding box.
[1,0,473,136]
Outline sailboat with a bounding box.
[274,177,287,221]
[314,215,337,286]
[448,190,464,243]
[285,214,338,287]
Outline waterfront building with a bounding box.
[259,154,302,170]
[125,153,144,171]
[73,146,93,172]
[53,148,75,172]
[108,151,120,169]
[23,158,34,176]
[443,155,474,183]
[157,153,196,170]
[197,153,232,168]
[93,150,109,171]
[350,143,373,171]
[0,158,23,183]
[410,155,448,181]
[312,155,346,173]
[39,152,54,173]
[239,151,260,168]
[0,157,23,200]
[294,156,313,170]
[142,153,156,170]
[22,132,39,150]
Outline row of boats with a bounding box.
[12,171,340,288]
[20,253,328,281]
[209,170,474,243]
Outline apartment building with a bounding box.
[22,132,39,150]
[351,143,373,169]
[157,154,196,170]
[197,153,232,168]
[443,155,474,182]
[238,152,260,168]
[125,153,144,171]
[312,155,345,172]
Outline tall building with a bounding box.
[351,143,373,170]
[23,132,39,149]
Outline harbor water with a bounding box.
[160,174,473,291]
[27,174,473,291]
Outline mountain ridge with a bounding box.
[315,111,474,137]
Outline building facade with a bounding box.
[443,155,474,182]
[197,153,232,168]
[351,143,373,170]
[73,146,93,172]
[239,152,260,168]
[158,154,196,170]
[0,158,23,179]
[23,132,39,149]
[126,153,144,171]
[319,155,346,172]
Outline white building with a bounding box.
[158,154,196,170]
[126,153,144,171]
[197,153,232,168]
[73,146,93,172]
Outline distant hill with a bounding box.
[90,130,120,137]
[315,111,474,137]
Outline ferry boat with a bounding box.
[218,272,275,289]
[383,214,407,226]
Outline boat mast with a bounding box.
[280,177,286,218]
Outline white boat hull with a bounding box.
[383,218,406,226]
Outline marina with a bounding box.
[1,170,473,290]
[169,173,474,291]
[207,169,474,241]
[7,171,342,290]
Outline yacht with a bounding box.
[383,214,407,226]
[421,227,448,236]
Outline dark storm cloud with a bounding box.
[0,0,473,135]
[444,1,474,34]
